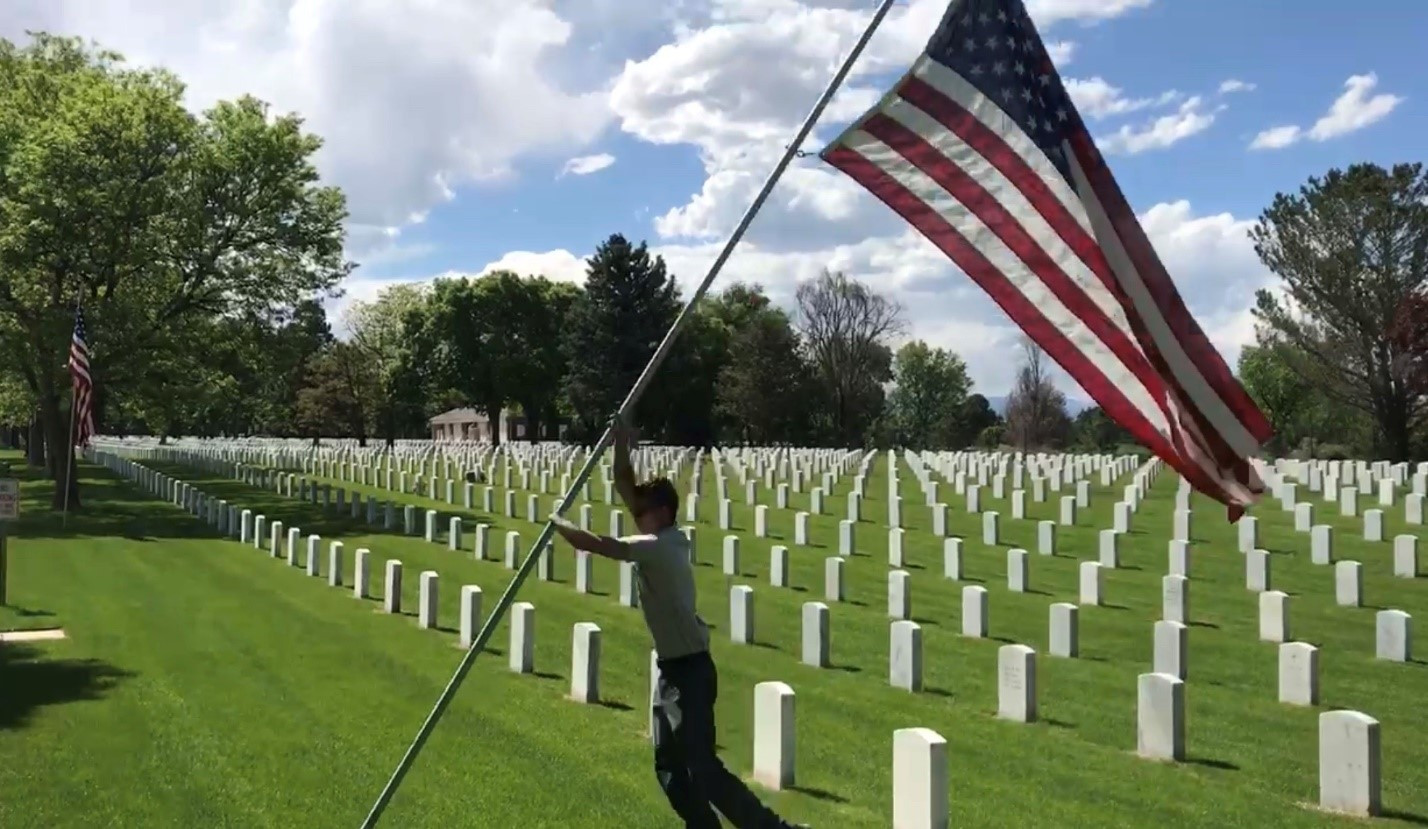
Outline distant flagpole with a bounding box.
[61,290,86,524]
[356,0,903,825]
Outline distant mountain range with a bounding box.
[985,395,1093,417]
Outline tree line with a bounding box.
[239,234,1060,454]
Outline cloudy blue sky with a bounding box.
[3,0,1421,398]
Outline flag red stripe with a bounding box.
[1068,130,1272,442]
[823,144,1239,505]
[895,75,1251,492]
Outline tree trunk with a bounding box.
[38,383,80,511]
[26,413,45,468]
[520,403,542,444]
[485,403,503,447]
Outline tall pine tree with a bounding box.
[562,234,682,439]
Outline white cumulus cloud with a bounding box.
[1217,79,1255,94]
[560,153,617,177]
[1097,96,1221,154]
[1248,72,1402,150]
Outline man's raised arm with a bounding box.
[612,417,640,514]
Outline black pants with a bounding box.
[652,652,790,828]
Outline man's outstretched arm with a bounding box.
[550,515,636,562]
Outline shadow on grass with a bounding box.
[1186,757,1238,771]
[1043,717,1076,729]
[0,643,134,730]
[789,785,848,804]
[829,663,861,674]
[1382,809,1428,826]
[1100,603,1130,611]
[12,473,225,542]
[596,699,634,712]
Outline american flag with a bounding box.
[69,306,95,448]
[821,0,1272,516]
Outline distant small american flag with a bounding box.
[69,307,95,447]
[821,0,1272,516]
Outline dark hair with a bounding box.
[633,477,679,525]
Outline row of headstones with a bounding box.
[1267,474,1428,520]
[179,438,1119,544]
[293,441,860,504]
[908,447,1138,493]
[1271,456,1428,501]
[155,441,1422,664]
[901,452,1135,513]
[226,442,866,540]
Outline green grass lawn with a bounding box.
[1,444,1426,828]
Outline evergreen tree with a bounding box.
[562,234,681,438]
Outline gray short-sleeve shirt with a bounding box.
[620,526,709,659]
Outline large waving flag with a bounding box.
[821,0,1272,517]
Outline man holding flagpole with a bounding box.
[550,417,807,829]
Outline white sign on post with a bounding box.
[0,479,18,520]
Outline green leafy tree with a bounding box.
[561,234,681,439]
[0,34,349,507]
[715,307,815,444]
[486,273,581,442]
[957,393,1002,448]
[345,283,431,445]
[294,341,376,444]
[795,270,903,446]
[677,283,782,446]
[415,276,509,444]
[1237,341,1366,457]
[1250,162,1428,461]
[1069,406,1134,452]
[887,340,972,449]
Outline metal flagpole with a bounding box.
[357,1,900,824]
[61,293,82,527]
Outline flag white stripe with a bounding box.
[1064,152,1263,460]
[912,58,1095,237]
[883,95,1139,350]
[839,129,1173,441]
